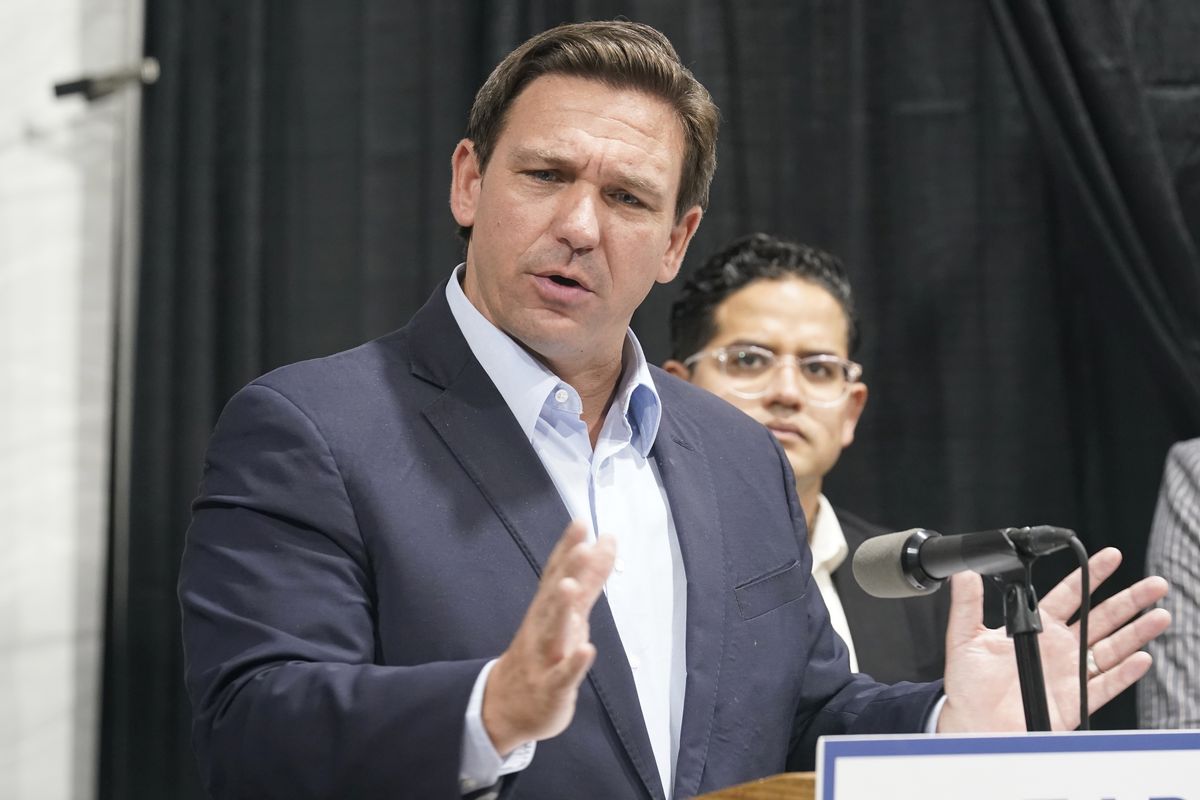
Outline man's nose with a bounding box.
[554,187,600,254]
[763,360,805,408]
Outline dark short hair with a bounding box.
[459,19,719,242]
[669,233,861,361]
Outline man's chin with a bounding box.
[511,318,623,367]
[779,445,821,483]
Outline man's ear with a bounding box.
[657,205,703,284]
[840,382,869,447]
[662,359,692,381]
[449,139,482,228]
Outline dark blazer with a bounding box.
[830,508,950,684]
[179,284,942,800]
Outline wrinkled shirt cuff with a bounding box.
[924,693,948,734]
[460,659,536,794]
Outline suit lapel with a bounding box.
[652,391,727,800]
[410,286,664,799]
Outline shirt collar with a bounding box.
[444,264,662,456]
[810,494,850,575]
[612,335,662,458]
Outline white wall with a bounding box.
[0,1,139,798]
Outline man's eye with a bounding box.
[732,351,771,370]
[612,190,642,206]
[529,170,558,182]
[801,361,837,381]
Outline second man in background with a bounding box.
[666,232,948,683]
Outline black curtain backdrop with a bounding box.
[101,1,1200,797]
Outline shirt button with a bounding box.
[613,558,626,574]
[554,388,569,404]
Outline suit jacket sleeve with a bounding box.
[764,437,943,769]
[179,382,484,799]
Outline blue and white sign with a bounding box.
[817,730,1200,800]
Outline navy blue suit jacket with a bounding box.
[179,284,942,799]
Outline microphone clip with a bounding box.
[988,526,1077,733]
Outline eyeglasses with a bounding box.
[683,345,863,405]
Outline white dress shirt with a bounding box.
[446,266,687,797]
[808,494,859,672]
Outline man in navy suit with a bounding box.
[179,20,1170,800]
[665,233,948,685]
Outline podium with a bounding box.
[695,773,814,799]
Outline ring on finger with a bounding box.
[1086,647,1102,679]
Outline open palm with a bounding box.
[938,547,1170,732]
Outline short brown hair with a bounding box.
[460,19,719,241]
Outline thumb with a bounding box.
[945,571,985,651]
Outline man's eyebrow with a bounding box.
[508,145,570,167]
[723,339,839,357]
[718,338,775,354]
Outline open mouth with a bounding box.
[548,275,581,288]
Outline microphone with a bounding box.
[851,525,1075,599]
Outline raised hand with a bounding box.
[938,547,1170,733]
[482,521,616,755]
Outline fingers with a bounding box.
[533,575,586,661]
[541,521,615,600]
[945,571,985,650]
[578,533,617,600]
[540,519,591,585]
[1085,650,1154,715]
[534,528,616,702]
[537,593,597,691]
[482,522,617,750]
[1038,547,1122,621]
[547,625,597,689]
[532,523,616,660]
[1087,606,1171,676]
[1074,575,1169,644]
